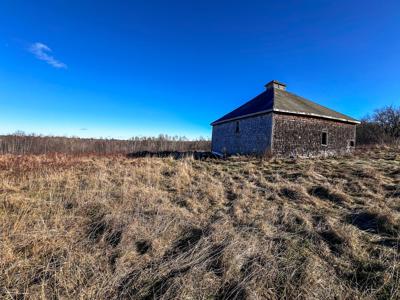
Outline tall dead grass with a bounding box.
[0,147,399,299]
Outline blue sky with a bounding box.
[0,1,399,139]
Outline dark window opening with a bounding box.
[235,121,240,134]
[321,131,328,146]
[349,140,355,147]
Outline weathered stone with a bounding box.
[212,113,273,155]
[210,81,359,157]
[211,113,356,157]
[272,113,356,157]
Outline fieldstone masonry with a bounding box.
[212,113,356,157]
[272,113,356,156]
[211,81,359,157]
[212,113,273,155]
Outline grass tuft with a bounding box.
[1,147,400,298]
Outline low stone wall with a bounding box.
[272,113,356,156]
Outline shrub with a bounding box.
[357,105,400,145]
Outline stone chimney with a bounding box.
[265,80,286,91]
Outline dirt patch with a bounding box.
[346,211,399,236]
[140,266,191,300]
[216,281,247,300]
[85,207,108,242]
[30,254,62,285]
[352,169,376,179]
[116,269,141,299]
[383,184,398,192]
[308,186,347,204]
[319,230,345,255]
[63,200,75,210]
[165,227,205,257]
[105,229,123,247]
[346,259,386,291]
[226,189,238,201]
[240,255,267,279]
[280,187,304,201]
[84,205,124,247]
[207,244,226,277]
[374,238,400,251]
[389,168,400,178]
[108,251,120,272]
[282,172,304,181]
[117,240,225,299]
[383,184,400,198]
[135,240,152,255]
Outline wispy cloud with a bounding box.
[29,42,67,69]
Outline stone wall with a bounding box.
[211,113,273,155]
[272,113,356,156]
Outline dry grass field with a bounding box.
[1,147,399,299]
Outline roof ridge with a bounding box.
[211,88,274,125]
[273,88,359,123]
[211,85,360,125]
[272,88,277,110]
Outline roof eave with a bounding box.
[211,109,360,126]
[210,109,273,126]
[272,109,360,124]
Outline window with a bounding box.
[321,131,328,146]
[349,140,355,147]
[235,121,240,134]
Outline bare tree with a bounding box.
[373,105,400,139]
[357,105,400,145]
[0,133,211,155]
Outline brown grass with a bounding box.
[0,146,399,299]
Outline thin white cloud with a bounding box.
[29,42,67,69]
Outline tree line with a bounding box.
[357,105,400,145]
[0,133,211,155]
[0,105,398,155]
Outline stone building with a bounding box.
[211,80,360,156]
